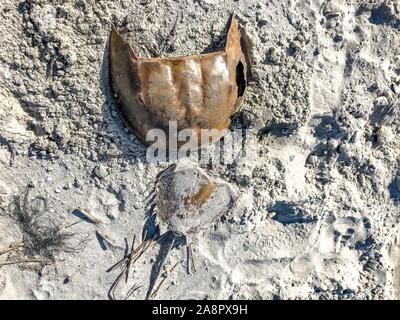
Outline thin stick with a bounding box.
[150,260,181,300]
[96,231,116,247]
[107,257,128,273]
[125,284,142,300]
[0,259,49,267]
[130,239,153,265]
[127,231,158,272]
[109,232,159,299]
[77,207,103,225]
[186,245,190,274]
[63,220,84,229]
[110,266,127,300]
[189,243,196,273]
[125,235,136,282]
[0,242,24,256]
[109,239,153,300]
[185,242,196,274]
[109,234,153,299]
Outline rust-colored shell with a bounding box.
[109,16,250,149]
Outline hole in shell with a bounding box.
[236,60,246,97]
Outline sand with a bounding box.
[0,0,400,300]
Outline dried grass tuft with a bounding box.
[2,188,88,261]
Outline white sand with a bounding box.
[1,0,400,299]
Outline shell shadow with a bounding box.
[145,230,186,299]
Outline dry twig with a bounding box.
[0,242,24,256]
[0,258,49,267]
[150,260,181,300]
[77,208,103,225]
[125,284,142,300]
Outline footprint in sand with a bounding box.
[384,227,400,298]
[319,215,369,254]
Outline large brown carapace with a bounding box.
[109,15,251,150]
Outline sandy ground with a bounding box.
[1,0,400,300]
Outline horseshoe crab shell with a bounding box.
[151,161,238,238]
[109,15,251,150]
[108,161,239,300]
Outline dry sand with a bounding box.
[1,0,400,299]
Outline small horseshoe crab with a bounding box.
[109,161,238,299]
